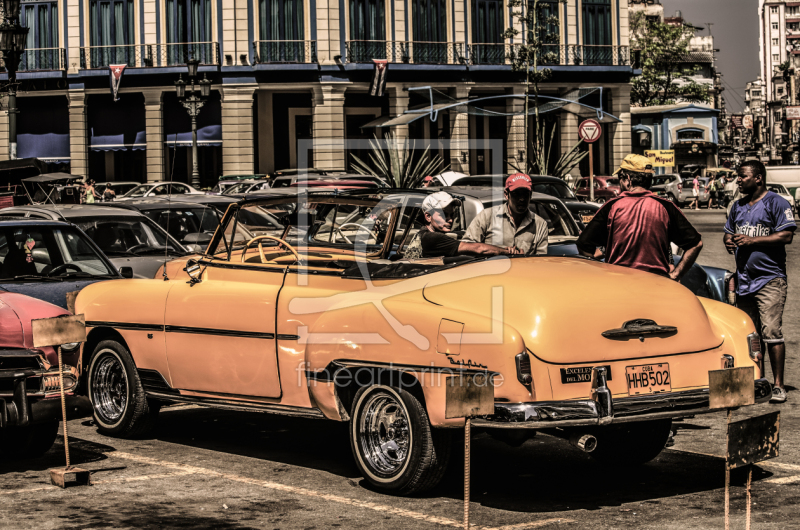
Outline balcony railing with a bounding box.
[3,48,66,71]
[345,41,466,64]
[155,42,219,66]
[80,45,153,69]
[254,40,317,63]
[467,43,630,66]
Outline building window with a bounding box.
[773,38,779,46]
[531,0,560,63]
[582,0,612,64]
[258,0,306,62]
[89,0,134,68]
[20,0,59,70]
[411,0,448,62]
[773,22,779,30]
[677,129,703,141]
[348,0,386,60]
[471,0,504,63]
[165,0,212,64]
[774,53,780,62]
[789,6,799,16]
[771,6,779,13]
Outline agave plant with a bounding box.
[350,131,449,188]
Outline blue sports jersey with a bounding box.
[724,191,797,296]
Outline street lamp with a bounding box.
[0,0,28,159]
[175,57,210,188]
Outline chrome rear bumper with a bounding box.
[473,367,772,429]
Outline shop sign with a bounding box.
[644,150,675,167]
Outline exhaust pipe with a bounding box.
[569,433,597,453]
[546,429,598,453]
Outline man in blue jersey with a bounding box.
[724,160,796,403]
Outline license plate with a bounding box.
[625,363,671,396]
[581,214,595,224]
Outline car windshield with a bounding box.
[652,176,673,186]
[141,207,221,242]
[71,216,185,257]
[532,182,576,199]
[0,224,116,280]
[768,184,788,194]
[123,184,152,198]
[605,178,620,186]
[482,199,580,241]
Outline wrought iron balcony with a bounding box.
[1,48,67,71]
[254,40,317,63]
[345,41,466,64]
[467,43,630,66]
[155,42,220,67]
[80,45,154,69]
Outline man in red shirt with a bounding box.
[576,154,703,280]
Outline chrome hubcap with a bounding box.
[91,353,128,423]
[358,392,410,476]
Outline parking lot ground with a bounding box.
[1,210,799,529]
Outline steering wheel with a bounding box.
[240,235,300,264]
[332,223,379,244]
[46,263,82,276]
[127,243,150,253]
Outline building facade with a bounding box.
[0,0,636,186]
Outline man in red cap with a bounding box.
[462,173,549,255]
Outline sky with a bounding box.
[661,0,760,113]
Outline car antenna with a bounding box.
[162,132,179,281]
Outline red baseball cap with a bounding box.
[505,173,532,192]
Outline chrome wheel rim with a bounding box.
[358,392,411,477]
[91,352,128,424]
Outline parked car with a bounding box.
[94,181,140,199]
[449,175,602,227]
[426,171,469,186]
[573,176,620,204]
[0,218,124,308]
[117,181,204,201]
[650,174,682,201]
[76,190,770,495]
[221,180,273,196]
[271,173,385,189]
[0,205,188,279]
[767,183,796,214]
[676,176,711,207]
[210,174,268,195]
[0,291,92,458]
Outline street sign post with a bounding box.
[578,119,602,202]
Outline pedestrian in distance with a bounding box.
[724,160,796,404]
[706,175,722,209]
[686,174,700,210]
[81,179,96,204]
[403,191,519,259]
[102,183,116,202]
[462,173,549,255]
[577,154,704,281]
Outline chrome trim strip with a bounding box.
[145,391,326,419]
[164,325,275,340]
[86,321,164,332]
[526,340,725,366]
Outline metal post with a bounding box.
[57,345,70,467]
[725,408,731,530]
[8,79,17,160]
[589,143,594,202]
[464,417,471,530]
[190,112,200,187]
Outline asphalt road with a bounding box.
[1,208,798,529]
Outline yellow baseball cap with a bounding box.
[613,154,655,175]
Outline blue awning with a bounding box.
[88,93,147,151]
[17,96,70,160]
[164,90,222,147]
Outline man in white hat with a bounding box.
[404,191,519,259]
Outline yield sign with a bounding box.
[578,119,602,143]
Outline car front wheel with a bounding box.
[350,384,451,495]
[588,419,672,466]
[88,340,159,438]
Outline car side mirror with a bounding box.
[119,266,134,278]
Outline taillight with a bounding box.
[678,183,683,192]
[726,273,736,305]
[515,352,533,387]
[748,332,762,362]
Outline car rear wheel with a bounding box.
[88,340,159,438]
[0,420,59,459]
[350,385,451,495]
[588,419,672,466]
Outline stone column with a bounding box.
[316,0,342,65]
[449,86,470,174]
[312,84,347,170]
[560,108,580,181]
[142,89,165,182]
[67,0,82,74]
[506,87,526,173]
[221,84,257,175]
[610,85,632,171]
[67,90,88,177]
[388,85,410,140]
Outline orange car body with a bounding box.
[75,194,770,430]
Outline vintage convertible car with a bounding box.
[0,292,92,458]
[75,191,771,495]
